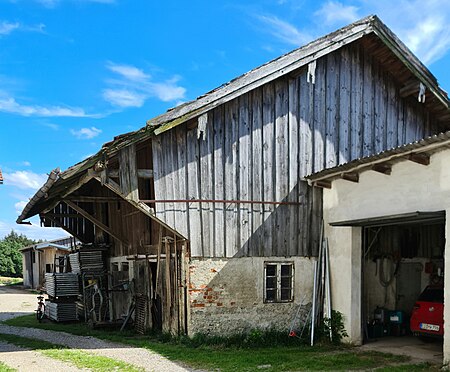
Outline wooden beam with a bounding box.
[372,163,392,175]
[65,196,121,203]
[108,169,153,179]
[408,153,430,166]
[119,144,139,201]
[399,80,419,98]
[41,171,95,214]
[92,176,186,240]
[63,200,129,246]
[313,180,332,189]
[341,172,359,183]
[42,215,87,243]
[44,213,83,218]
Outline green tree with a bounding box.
[0,231,38,277]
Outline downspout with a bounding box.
[16,168,60,224]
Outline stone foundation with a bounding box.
[188,256,315,336]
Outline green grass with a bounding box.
[0,333,142,372]
[2,315,435,371]
[0,361,15,372]
[0,277,22,286]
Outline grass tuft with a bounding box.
[0,361,16,372]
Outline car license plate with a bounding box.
[420,323,440,331]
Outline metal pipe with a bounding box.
[311,261,318,346]
[141,199,301,206]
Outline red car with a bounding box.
[410,285,444,339]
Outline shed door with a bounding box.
[396,262,422,314]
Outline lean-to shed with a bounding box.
[17,15,450,336]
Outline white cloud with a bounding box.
[312,0,450,65]
[0,21,20,35]
[3,170,47,190]
[0,219,68,241]
[34,0,115,7]
[21,161,31,167]
[149,77,187,102]
[14,200,28,214]
[70,126,102,139]
[103,62,186,108]
[42,122,60,130]
[314,1,360,26]
[255,15,312,46]
[107,63,149,82]
[0,96,94,117]
[102,89,146,108]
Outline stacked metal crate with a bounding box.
[69,251,104,274]
[46,301,78,322]
[44,273,80,322]
[45,273,79,297]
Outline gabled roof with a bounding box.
[147,14,450,135]
[17,15,450,223]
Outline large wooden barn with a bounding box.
[17,15,450,343]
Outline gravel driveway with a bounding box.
[0,285,191,371]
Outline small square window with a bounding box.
[264,262,294,303]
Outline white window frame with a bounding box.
[264,262,294,303]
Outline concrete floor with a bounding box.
[360,335,443,365]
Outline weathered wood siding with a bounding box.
[152,44,438,258]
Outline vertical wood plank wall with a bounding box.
[152,45,437,258]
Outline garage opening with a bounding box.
[333,211,445,360]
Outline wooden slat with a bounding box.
[238,93,251,256]
[350,44,363,159]
[288,77,299,256]
[199,109,213,257]
[262,83,275,257]
[108,169,153,179]
[313,58,326,172]
[325,53,339,168]
[362,50,374,156]
[274,79,289,256]
[250,88,263,256]
[64,200,128,246]
[175,126,189,238]
[339,47,351,164]
[186,125,202,256]
[213,105,225,257]
[224,98,239,258]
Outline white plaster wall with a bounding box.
[322,149,450,359]
[188,257,315,335]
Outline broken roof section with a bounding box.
[17,15,450,224]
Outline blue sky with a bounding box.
[1,0,450,241]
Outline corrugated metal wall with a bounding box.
[152,44,438,258]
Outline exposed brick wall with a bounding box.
[188,257,315,336]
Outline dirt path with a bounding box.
[0,285,36,322]
[0,286,191,371]
[0,340,85,372]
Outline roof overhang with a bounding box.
[307,131,450,187]
[146,15,449,136]
[330,211,445,227]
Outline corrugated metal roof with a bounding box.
[307,131,450,182]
